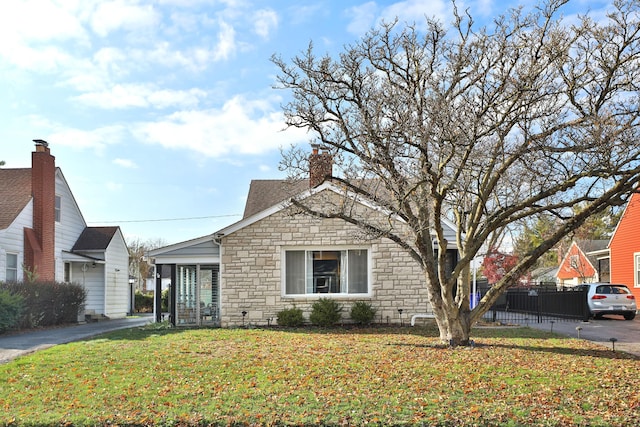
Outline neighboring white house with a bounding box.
[0,141,130,319]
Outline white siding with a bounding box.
[72,262,104,313]
[104,229,129,318]
[0,200,32,282]
[54,170,87,281]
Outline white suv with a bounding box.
[577,283,637,321]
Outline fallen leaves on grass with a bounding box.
[0,327,638,426]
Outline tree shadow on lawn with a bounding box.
[86,323,639,361]
[387,336,639,361]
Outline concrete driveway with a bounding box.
[0,315,153,364]
[526,314,640,357]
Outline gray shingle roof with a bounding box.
[72,226,120,251]
[0,168,32,230]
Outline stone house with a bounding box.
[149,148,458,327]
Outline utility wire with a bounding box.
[88,214,241,224]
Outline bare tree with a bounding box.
[128,238,166,292]
[272,0,640,345]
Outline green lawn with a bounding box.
[0,324,638,426]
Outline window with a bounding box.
[284,249,369,296]
[635,253,640,288]
[569,254,579,269]
[55,195,61,222]
[6,253,18,282]
[64,262,71,283]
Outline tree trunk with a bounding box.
[433,308,472,346]
[426,272,474,346]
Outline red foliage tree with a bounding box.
[482,248,519,285]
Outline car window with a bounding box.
[610,285,630,294]
[595,285,611,294]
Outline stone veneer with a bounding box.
[219,190,432,327]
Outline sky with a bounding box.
[0,0,609,247]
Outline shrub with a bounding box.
[309,298,342,327]
[276,306,305,327]
[135,291,154,313]
[350,301,377,325]
[0,281,86,329]
[0,289,24,333]
[161,288,170,312]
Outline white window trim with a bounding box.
[6,252,18,282]
[55,195,61,222]
[635,252,640,288]
[281,246,372,299]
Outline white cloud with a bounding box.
[253,9,279,40]
[90,0,161,37]
[133,95,309,158]
[73,84,207,109]
[46,124,127,153]
[0,0,87,45]
[345,0,449,35]
[345,2,378,35]
[113,158,138,168]
[381,0,448,26]
[213,20,237,61]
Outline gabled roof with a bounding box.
[243,179,310,218]
[219,180,460,247]
[0,168,32,229]
[72,226,120,251]
[576,239,609,254]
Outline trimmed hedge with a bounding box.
[276,306,305,327]
[309,298,343,327]
[0,281,86,330]
[0,289,24,333]
[350,301,377,325]
[135,291,154,313]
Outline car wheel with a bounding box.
[593,313,603,320]
[623,313,636,321]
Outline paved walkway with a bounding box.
[0,315,153,364]
[525,315,640,357]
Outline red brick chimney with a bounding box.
[24,140,56,282]
[309,144,333,188]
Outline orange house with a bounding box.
[609,191,640,301]
[556,240,608,286]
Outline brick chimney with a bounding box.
[309,144,333,188]
[24,140,56,281]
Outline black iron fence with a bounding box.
[476,282,590,324]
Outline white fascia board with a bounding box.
[148,234,218,257]
[151,255,220,265]
[56,168,87,228]
[61,251,104,263]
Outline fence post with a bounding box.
[582,288,590,322]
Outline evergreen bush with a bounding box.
[135,291,154,313]
[309,298,342,327]
[0,289,23,333]
[276,306,305,327]
[350,301,377,325]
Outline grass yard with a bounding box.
[0,324,638,426]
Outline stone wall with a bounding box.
[219,190,432,327]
